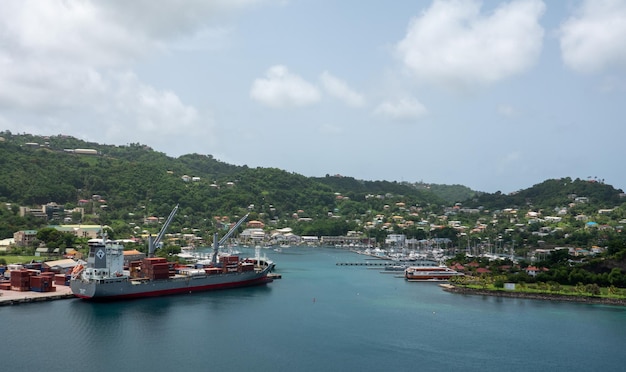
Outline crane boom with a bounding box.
[212,213,249,265]
[148,204,179,257]
[219,213,249,246]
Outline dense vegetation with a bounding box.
[2,131,626,289]
[0,131,452,239]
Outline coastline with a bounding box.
[440,284,626,307]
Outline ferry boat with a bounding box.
[70,206,275,300]
[404,265,463,282]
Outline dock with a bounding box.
[0,285,75,306]
[336,262,399,267]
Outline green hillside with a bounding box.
[0,132,450,239]
[1,131,625,245]
[4,131,626,289]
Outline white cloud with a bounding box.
[0,1,152,68]
[0,1,234,154]
[374,97,428,120]
[0,0,244,112]
[497,104,518,117]
[319,71,365,107]
[98,0,266,39]
[560,0,626,73]
[396,0,545,88]
[111,72,200,135]
[250,65,321,108]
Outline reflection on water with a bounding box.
[4,246,626,371]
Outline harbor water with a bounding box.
[2,246,626,371]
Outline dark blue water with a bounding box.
[3,247,626,371]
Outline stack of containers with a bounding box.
[0,267,7,288]
[221,255,239,273]
[54,274,70,286]
[204,267,222,275]
[129,261,142,278]
[30,274,56,292]
[240,262,254,272]
[10,269,32,291]
[142,257,170,280]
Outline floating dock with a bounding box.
[336,262,400,266]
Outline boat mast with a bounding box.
[148,204,179,257]
[211,213,249,265]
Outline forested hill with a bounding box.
[312,176,443,205]
[0,132,623,227]
[0,132,451,222]
[466,178,624,210]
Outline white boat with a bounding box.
[404,265,463,282]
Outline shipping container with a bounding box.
[204,268,222,275]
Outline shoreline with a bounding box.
[440,284,626,306]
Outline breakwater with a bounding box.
[440,284,626,306]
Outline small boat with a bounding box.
[404,265,463,282]
[381,264,408,272]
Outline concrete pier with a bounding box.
[0,285,74,306]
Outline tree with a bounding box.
[585,283,601,296]
[36,227,76,250]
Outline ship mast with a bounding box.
[211,213,249,265]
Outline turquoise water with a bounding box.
[3,247,626,371]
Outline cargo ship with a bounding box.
[70,206,275,300]
[404,265,463,282]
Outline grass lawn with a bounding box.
[1,255,49,265]
[461,283,626,300]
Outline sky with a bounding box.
[1,0,626,194]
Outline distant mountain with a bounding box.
[411,182,479,203]
[466,177,624,210]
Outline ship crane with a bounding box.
[211,213,249,265]
[148,204,179,257]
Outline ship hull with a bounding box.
[405,276,456,282]
[404,266,463,282]
[71,269,273,301]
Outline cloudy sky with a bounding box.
[1,0,625,193]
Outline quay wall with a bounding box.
[0,286,74,306]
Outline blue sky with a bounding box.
[1,0,625,193]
